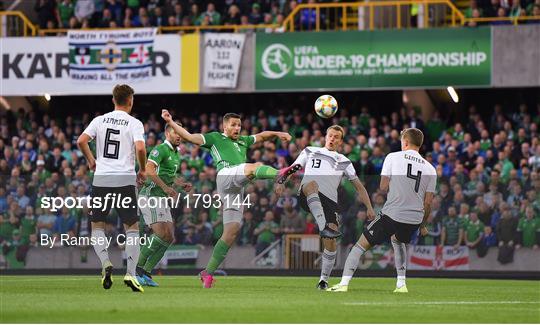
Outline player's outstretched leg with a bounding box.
[91,225,114,290]
[244,163,301,184]
[327,236,371,292]
[124,226,144,292]
[318,237,337,290]
[391,235,408,293]
[302,181,341,239]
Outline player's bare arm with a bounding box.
[379,175,390,193]
[161,109,205,145]
[77,133,96,171]
[135,140,147,185]
[176,178,193,192]
[253,131,291,143]
[146,160,177,198]
[351,178,376,220]
[420,192,434,236]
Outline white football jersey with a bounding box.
[381,149,437,224]
[293,146,358,203]
[83,110,145,187]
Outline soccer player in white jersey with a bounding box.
[276,125,376,290]
[328,128,437,293]
[77,84,147,293]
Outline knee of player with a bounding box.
[327,223,338,231]
[302,181,319,194]
[164,231,175,244]
[323,238,337,251]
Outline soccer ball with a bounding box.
[314,95,338,119]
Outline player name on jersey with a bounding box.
[102,117,130,126]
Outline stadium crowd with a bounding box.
[0,101,539,265]
[32,0,540,33]
[464,0,540,26]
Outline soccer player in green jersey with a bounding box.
[161,109,300,288]
[136,121,192,287]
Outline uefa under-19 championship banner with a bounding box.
[255,28,491,90]
[68,28,156,83]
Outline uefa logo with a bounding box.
[261,43,292,79]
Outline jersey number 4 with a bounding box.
[311,158,321,168]
[407,163,422,193]
[104,128,120,159]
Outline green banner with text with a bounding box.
[255,28,491,90]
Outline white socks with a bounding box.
[125,230,140,276]
[306,193,326,230]
[320,249,337,282]
[392,238,407,288]
[91,228,110,267]
[339,244,366,286]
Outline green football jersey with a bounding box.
[464,219,484,242]
[140,140,181,197]
[517,217,540,247]
[201,132,256,172]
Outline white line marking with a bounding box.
[344,301,540,306]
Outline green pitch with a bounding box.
[1,276,539,323]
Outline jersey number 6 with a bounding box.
[406,163,422,193]
[104,128,120,159]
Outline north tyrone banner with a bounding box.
[256,28,491,90]
[68,28,156,83]
[1,34,180,95]
[203,33,245,88]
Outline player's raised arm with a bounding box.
[253,131,291,143]
[161,109,204,145]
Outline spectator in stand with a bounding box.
[248,3,262,24]
[98,8,113,28]
[151,6,168,27]
[441,206,464,248]
[254,210,280,255]
[497,205,518,246]
[304,215,317,234]
[238,211,256,246]
[74,0,95,23]
[56,0,75,28]
[280,202,305,234]
[464,211,485,249]
[484,0,501,16]
[188,3,202,26]
[36,207,56,238]
[516,207,539,249]
[465,0,484,17]
[105,0,123,25]
[202,2,221,25]
[53,207,76,243]
[224,4,242,25]
[35,0,57,29]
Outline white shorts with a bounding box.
[139,196,173,225]
[216,164,249,224]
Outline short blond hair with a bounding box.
[327,125,345,139]
[401,128,424,147]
